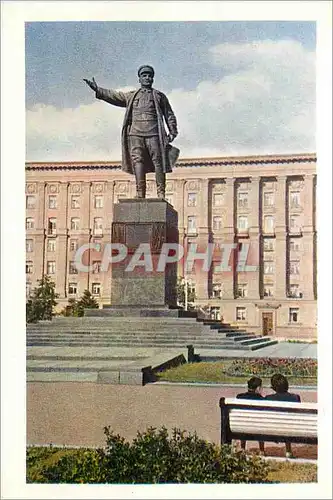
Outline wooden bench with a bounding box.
[219,397,317,451]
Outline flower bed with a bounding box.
[224,358,317,378]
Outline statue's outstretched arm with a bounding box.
[83,77,127,108]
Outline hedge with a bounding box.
[27,427,269,484]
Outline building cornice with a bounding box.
[25,153,317,171]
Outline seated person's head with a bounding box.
[270,373,289,393]
[247,376,262,393]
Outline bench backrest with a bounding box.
[219,397,317,444]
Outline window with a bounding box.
[69,261,78,274]
[187,216,197,233]
[264,216,275,233]
[263,239,274,252]
[48,196,57,209]
[71,196,80,209]
[290,239,300,252]
[211,283,222,299]
[289,284,302,298]
[92,283,101,296]
[236,307,247,321]
[289,307,299,323]
[26,261,33,274]
[210,307,221,320]
[187,193,197,207]
[68,282,78,295]
[263,192,274,207]
[188,282,196,297]
[93,217,103,235]
[212,216,222,231]
[165,195,173,205]
[94,195,104,208]
[71,218,80,230]
[92,239,102,251]
[213,193,224,207]
[47,261,56,274]
[238,192,248,208]
[92,261,102,274]
[264,262,275,274]
[47,239,56,252]
[48,217,57,235]
[70,239,78,252]
[264,285,274,297]
[237,284,248,298]
[290,191,300,208]
[237,216,248,231]
[26,217,34,230]
[289,215,300,230]
[290,260,300,275]
[26,195,36,209]
[26,282,32,297]
[26,239,33,253]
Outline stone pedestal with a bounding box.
[93,198,180,317]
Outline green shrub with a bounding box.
[28,427,269,484]
[41,449,107,483]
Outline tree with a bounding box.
[61,290,99,317]
[176,277,196,309]
[77,289,99,314]
[26,275,59,323]
[62,298,82,317]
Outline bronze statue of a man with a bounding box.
[84,65,179,199]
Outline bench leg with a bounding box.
[285,442,295,459]
[259,441,265,456]
[240,440,246,450]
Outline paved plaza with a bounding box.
[27,381,317,449]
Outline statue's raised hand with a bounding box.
[83,77,98,91]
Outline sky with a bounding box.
[25,21,316,161]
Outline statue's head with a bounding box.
[138,65,154,88]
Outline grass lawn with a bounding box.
[27,446,317,483]
[156,361,317,386]
[266,461,317,483]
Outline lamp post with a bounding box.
[184,276,188,311]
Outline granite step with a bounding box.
[26,340,270,349]
[26,333,256,343]
[26,326,213,333]
[26,331,250,339]
[26,326,242,334]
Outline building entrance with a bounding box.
[262,312,273,336]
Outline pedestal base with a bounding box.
[110,198,179,309]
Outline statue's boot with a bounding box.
[156,170,166,199]
[134,163,146,198]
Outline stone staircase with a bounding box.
[26,316,277,351]
[26,316,278,384]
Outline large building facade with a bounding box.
[25,153,317,339]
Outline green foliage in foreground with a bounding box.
[27,427,269,484]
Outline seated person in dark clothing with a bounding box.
[265,373,301,458]
[265,373,301,402]
[237,376,264,400]
[236,376,265,454]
